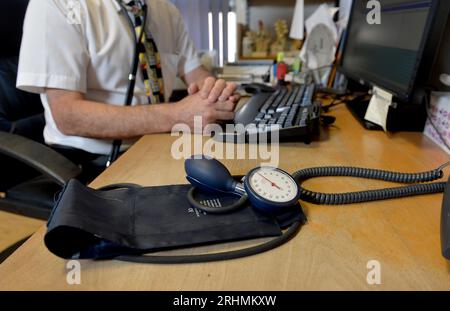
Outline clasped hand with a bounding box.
[176,77,240,130]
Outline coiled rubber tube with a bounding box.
[292,163,449,205]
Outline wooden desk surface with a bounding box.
[0,105,449,290]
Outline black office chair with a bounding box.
[0,0,83,263]
[0,0,81,220]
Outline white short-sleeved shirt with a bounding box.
[17,0,201,154]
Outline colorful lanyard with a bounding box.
[122,0,164,104]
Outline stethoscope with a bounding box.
[107,0,148,167]
[185,155,301,215]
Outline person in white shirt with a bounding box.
[16,0,238,167]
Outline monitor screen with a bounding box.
[340,0,433,99]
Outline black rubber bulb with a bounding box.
[185,155,237,194]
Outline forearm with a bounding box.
[50,98,178,139]
[46,86,236,140]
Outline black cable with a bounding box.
[106,2,148,167]
[293,163,450,205]
[116,220,302,264]
[321,98,344,112]
[320,92,368,113]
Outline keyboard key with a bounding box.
[233,84,317,143]
[258,119,267,125]
[276,90,295,112]
[276,106,290,113]
[288,104,299,118]
[285,88,299,108]
[259,90,279,113]
[301,85,315,107]
[255,112,265,121]
[293,85,306,104]
[277,118,285,126]
[268,89,287,113]
[284,119,293,128]
[275,89,295,112]
[260,103,271,113]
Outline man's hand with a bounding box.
[174,92,237,131]
[188,77,238,103]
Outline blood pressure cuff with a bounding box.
[44,179,304,259]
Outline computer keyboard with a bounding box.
[217,84,321,143]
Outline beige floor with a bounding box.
[0,210,44,253]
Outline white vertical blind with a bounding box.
[227,11,237,63]
[220,0,229,65]
[169,0,231,65]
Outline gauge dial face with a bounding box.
[248,167,299,203]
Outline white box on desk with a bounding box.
[423,92,450,154]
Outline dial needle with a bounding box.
[257,173,282,190]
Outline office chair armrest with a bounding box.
[0,132,81,185]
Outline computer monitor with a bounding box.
[341,0,435,100]
[339,0,450,131]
